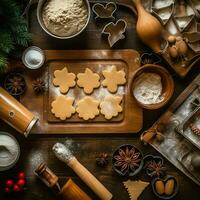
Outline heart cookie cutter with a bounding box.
[92,2,117,20]
[102,19,127,47]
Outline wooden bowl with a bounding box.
[130,64,174,110]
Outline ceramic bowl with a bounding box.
[37,0,91,39]
[130,64,174,110]
[151,175,179,199]
[112,144,144,176]
[0,132,20,171]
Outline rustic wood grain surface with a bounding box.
[0,2,200,200]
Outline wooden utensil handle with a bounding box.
[68,158,112,200]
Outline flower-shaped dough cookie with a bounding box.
[51,96,75,120]
[53,67,76,93]
[76,96,100,120]
[102,65,126,93]
[100,95,123,120]
[77,68,100,94]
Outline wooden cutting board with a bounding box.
[21,50,143,134]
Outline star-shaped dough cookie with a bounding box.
[51,96,75,120]
[76,96,100,120]
[77,68,100,94]
[53,67,76,94]
[102,65,126,93]
[100,95,123,120]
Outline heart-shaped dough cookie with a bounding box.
[100,95,123,120]
[76,96,100,120]
[51,95,75,120]
[102,65,126,93]
[53,67,76,94]
[77,68,100,94]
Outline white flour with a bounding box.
[52,143,74,164]
[42,0,88,37]
[0,134,19,168]
[133,73,164,105]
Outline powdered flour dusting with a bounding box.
[42,0,88,37]
[133,73,164,105]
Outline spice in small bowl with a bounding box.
[4,73,26,96]
[151,175,178,199]
[112,144,143,176]
[143,155,166,177]
[130,64,174,110]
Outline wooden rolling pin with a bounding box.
[53,143,113,200]
[60,178,92,200]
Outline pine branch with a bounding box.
[0,31,14,54]
[0,52,8,71]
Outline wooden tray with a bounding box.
[21,50,143,134]
[141,74,200,185]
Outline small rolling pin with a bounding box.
[53,143,113,200]
[35,163,92,200]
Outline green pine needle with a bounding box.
[0,52,8,71]
[0,0,31,71]
[0,32,14,54]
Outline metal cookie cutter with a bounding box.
[92,2,117,20]
[102,19,127,47]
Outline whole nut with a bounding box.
[168,35,176,44]
[169,46,178,58]
[155,180,165,195]
[165,179,175,196]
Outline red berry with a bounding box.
[18,172,25,179]
[4,187,11,193]
[17,179,25,187]
[6,180,14,187]
[13,184,21,192]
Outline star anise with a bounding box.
[145,160,166,177]
[4,73,26,96]
[114,147,141,173]
[96,153,109,167]
[32,78,46,94]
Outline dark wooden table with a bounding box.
[0,2,200,200]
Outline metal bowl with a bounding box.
[37,0,91,39]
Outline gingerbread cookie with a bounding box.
[76,96,100,120]
[100,95,123,120]
[51,96,75,120]
[53,67,76,94]
[102,65,126,93]
[77,68,100,94]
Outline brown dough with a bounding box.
[123,180,149,200]
[51,95,75,120]
[102,65,126,93]
[53,67,76,94]
[77,68,100,94]
[76,96,100,120]
[100,95,123,120]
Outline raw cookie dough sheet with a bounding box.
[47,60,126,123]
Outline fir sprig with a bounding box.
[0,0,31,71]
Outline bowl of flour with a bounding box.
[0,132,20,171]
[131,64,174,110]
[37,0,90,39]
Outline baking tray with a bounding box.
[20,50,143,134]
[141,74,200,186]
